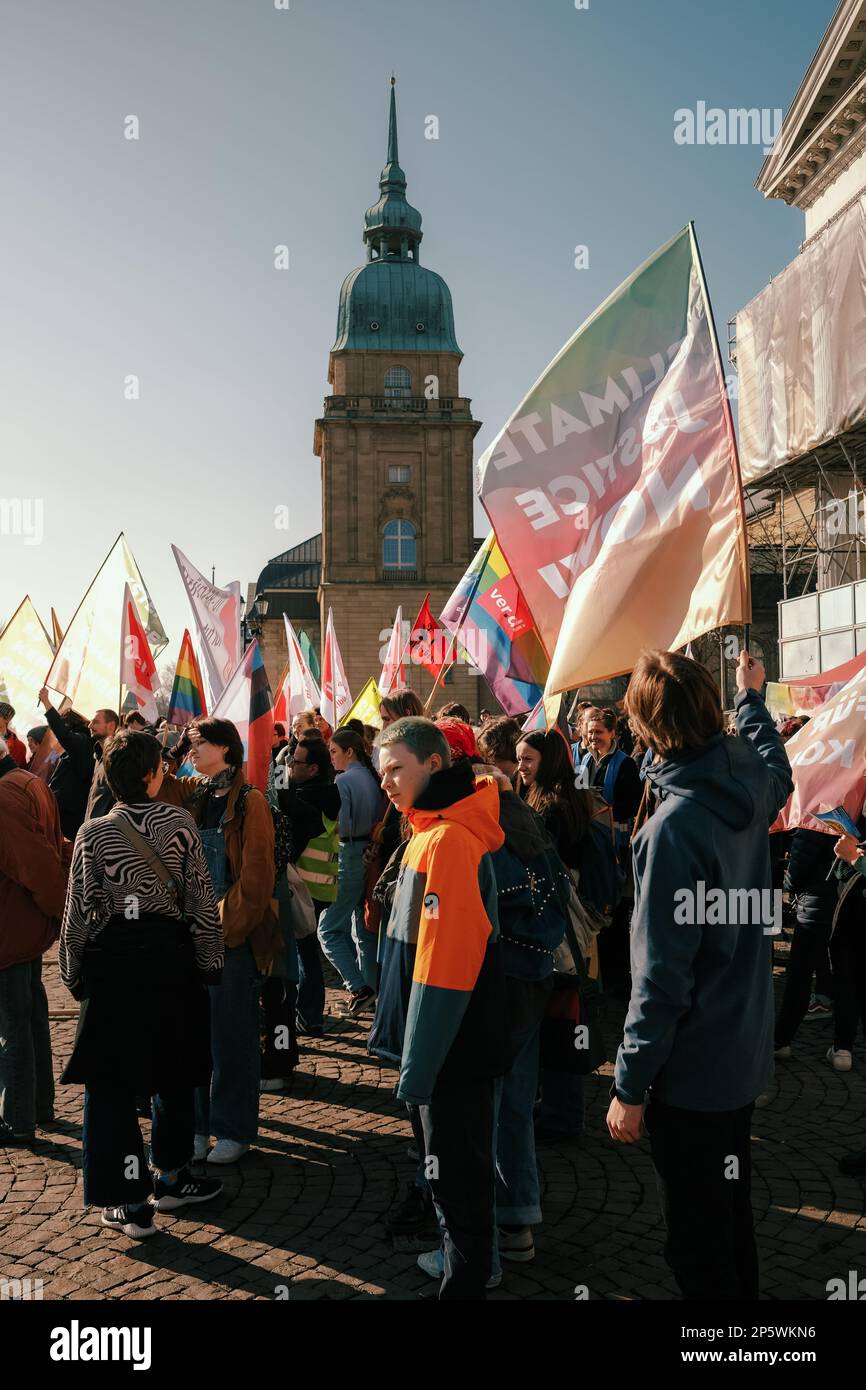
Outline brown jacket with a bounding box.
[159,769,280,970]
[0,762,69,969]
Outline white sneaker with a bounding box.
[416,1247,501,1288]
[774,1045,792,1059]
[206,1139,250,1165]
[827,1046,853,1073]
[260,1078,290,1093]
[193,1133,210,1161]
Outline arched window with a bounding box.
[383,519,416,569]
[384,366,412,399]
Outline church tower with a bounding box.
[313,79,483,711]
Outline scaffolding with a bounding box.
[728,316,866,599]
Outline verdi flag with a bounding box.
[379,608,406,698]
[341,677,383,730]
[0,597,55,733]
[45,534,167,715]
[168,629,208,726]
[299,629,320,684]
[284,617,321,714]
[320,609,352,729]
[440,533,547,716]
[211,640,274,793]
[120,582,159,722]
[408,594,450,683]
[773,662,866,834]
[477,224,751,695]
[171,545,241,709]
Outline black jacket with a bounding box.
[784,828,837,928]
[85,744,115,821]
[45,707,94,840]
[277,775,341,861]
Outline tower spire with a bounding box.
[362,77,423,264]
[388,74,398,167]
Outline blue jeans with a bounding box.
[317,842,376,993]
[297,912,326,1029]
[495,1020,544,1226]
[83,1085,193,1207]
[0,958,54,1134]
[195,942,261,1144]
[537,1070,585,1136]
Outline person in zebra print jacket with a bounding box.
[58,730,225,1239]
[59,798,223,992]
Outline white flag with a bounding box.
[379,607,406,698]
[171,544,241,709]
[320,608,352,728]
[284,616,321,715]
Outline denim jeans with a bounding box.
[495,1021,544,1226]
[83,1085,193,1207]
[195,942,261,1144]
[0,957,54,1134]
[775,920,833,1047]
[537,1070,585,1136]
[297,912,326,1029]
[317,842,376,993]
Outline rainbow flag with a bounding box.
[440,533,548,715]
[168,629,208,726]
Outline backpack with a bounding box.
[576,814,627,919]
[238,784,293,893]
[492,841,571,956]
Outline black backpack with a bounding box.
[237,784,293,893]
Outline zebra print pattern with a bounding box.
[59,800,224,989]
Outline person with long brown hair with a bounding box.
[515,730,593,870]
[607,649,792,1300]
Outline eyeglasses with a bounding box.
[287,756,307,766]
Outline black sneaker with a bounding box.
[346,986,376,1018]
[384,1183,438,1237]
[0,1123,35,1148]
[839,1146,866,1177]
[102,1203,157,1239]
[296,1018,325,1038]
[152,1167,224,1211]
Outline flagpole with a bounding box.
[422,573,484,715]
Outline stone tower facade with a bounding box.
[313,80,485,714]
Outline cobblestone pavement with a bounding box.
[1,943,864,1301]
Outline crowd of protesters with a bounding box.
[1,650,866,1300]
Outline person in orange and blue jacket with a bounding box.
[368,716,510,1301]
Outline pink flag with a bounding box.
[120,582,159,722]
[320,609,352,728]
[774,662,866,833]
[379,607,406,697]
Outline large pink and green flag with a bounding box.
[168,628,208,726]
[440,533,548,716]
[477,224,751,696]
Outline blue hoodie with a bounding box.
[614,688,794,1112]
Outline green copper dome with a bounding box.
[332,79,461,355]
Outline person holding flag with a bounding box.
[607,651,792,1300]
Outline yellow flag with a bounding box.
[340,677,383,730]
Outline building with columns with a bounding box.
[254,80,491,717]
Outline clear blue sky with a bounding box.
[0,0,835,666]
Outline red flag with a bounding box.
[211,641,274,792]
[120,582,158,721]
[273,662,290,725]
[408,594,450,683]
